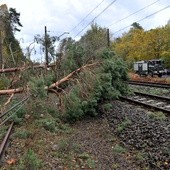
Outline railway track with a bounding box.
[0,122,14,159]
[120,91,170,114]
[0,96,30,161]
[128,80,170,88]
[0,96,29,126]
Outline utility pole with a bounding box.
[0,30,3,69]
[107,28,110,48]
[44,26,48,66]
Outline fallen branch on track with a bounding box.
[0,63,98,95]
[45,62,98,90]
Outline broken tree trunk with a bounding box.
[0,64,56,73]
[45,63,98,90]
[0,67,24,73]
[0,63,98,95]
[0,88,24,95]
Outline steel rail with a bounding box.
[0,96,30,119]
[0,122,14,158]
[128,81,170,88]
[120,96,170,114]
[0,100,28,126]
[134,91,170,101]
[0,96,30,126]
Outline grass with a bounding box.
[53,137,96,169]
[0,126,8,140]
[16,149,43,170]
[136,152,146,161]
[35,118,73,133]
[13,129,32,139]
[117,117,132,132]
[130,85,170,95]
[147,111,166,120]
[112,144,126,154]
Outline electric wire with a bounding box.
[70,0,105,33]
[74,0,117,38]
[108,0,160,28]
[112,5,170,35]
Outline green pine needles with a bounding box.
[60,50,129,122]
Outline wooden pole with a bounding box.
[107,28,110,48]
[0,30,3,69]
[45,26,48,66]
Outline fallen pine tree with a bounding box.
[0,63,98,95]
[0,50,130,122]
[0,64,56,73]
[38,52,129,122]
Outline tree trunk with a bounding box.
[0,64,56,73]
[46,63,98,90]
[0,63,98,95]
[0,88,23,95]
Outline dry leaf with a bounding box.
[7,158,16,165]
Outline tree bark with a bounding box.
[0,64,56,73]
[46,63,98,90]
[0,63,98,95]
[0,88,23,95]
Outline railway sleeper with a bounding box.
[153,102,165,106]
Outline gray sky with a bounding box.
[1,0,170,62]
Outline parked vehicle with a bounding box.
[134,59,165,77]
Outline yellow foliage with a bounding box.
[112,24,170,68]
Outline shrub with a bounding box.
[0,74,10,90]
[14,129,32,139]
[112,144,126,154]
[148,111,166,120]
[36,118,56,132]
[117,117,132,132]
[29,76,48,99]
[24,149,42,170]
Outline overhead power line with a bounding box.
[112,5,170,35]
[74,0,117,39]
[108,0,160,28]
[70,0,105,33]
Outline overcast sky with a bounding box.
[1,0,170,62]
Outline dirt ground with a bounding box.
[1,93,169,170]
[1,114,143,170]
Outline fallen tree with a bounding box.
[45,62,98,90]
[0,63,98,95]
[0,50,129,123]
[0,64,56,73]
[0,88,24,95]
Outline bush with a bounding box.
[0,74,10,90]
[112,144,126,154]
[36,118,56,132]
[14,129,32,139]
[117,117,132,133]
[24,149,42,170]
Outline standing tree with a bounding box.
[79,23,108,58]
[0,4,24,67]
[35,33,57,64]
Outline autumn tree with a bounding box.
[79,23,108,58]
[112,22,170,68]
[161,23,170,68]
[58,24,109,75]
